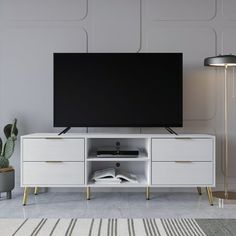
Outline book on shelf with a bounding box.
[92,168,138,184]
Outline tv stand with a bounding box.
[21,133,215,206]
[58,127,71,135]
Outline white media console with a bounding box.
[21,133,215,205]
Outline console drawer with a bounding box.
[22,162,84,185]
[152,162,213,185]
[23,138,84,161]
[152,138,213,161]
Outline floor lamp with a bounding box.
[204,54,236,205]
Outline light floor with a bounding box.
[0,191,236,219]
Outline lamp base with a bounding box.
[213,191,236,208]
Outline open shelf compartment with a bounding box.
[86,138,150,161]
[86,161,150,187]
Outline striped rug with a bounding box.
[0,218,206,236]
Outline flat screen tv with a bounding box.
[54,53,183,127]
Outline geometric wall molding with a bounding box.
[0,0,88,21]
[145,26,216,63]
[145,26,217,64]
[147,0,216,21]
[89,0,140,52]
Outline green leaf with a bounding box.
[0,138,2,155]
[0,156,9,168]
[11,119,18,138]
[11,134,16,141]
[4,124,12,139]
[4,119,18,140]
[3,138,15,159]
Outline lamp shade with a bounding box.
[204,54,236,67]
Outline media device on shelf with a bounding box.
[53,53,183,128]
[96,147,139,158]
[96,141,139,158]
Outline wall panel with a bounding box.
[147,0,216,21]
[1,0,87,21]
[89,0,140,52]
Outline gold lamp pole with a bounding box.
[204,55,236,205]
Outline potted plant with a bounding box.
[0,119,18,199]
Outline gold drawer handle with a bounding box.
[174,137,192,140]
[45,137,63,140]
[175,161,193,163]
[45,161,63,163]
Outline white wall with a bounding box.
[0,0,236,191]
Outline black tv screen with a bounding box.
[54,53,183,127]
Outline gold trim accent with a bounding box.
[23,187,29,206]
[206,187,213,206]
[197,187,202,195]
[174,137,192,140]
[224,66,229,198]
[146,187,150,200]
[45,161,63,163]
[175,161,193,163]
[34,187,39,195]
[45,137,63,139]
[86,187,90,200]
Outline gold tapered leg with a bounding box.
[146,186,150,200]
[209,187,214,204]
[197,187,202,195]
[23,187,29,206]
[86,187,90,200]
[34,187,39,195]
[206,187,213,206]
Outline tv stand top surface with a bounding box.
[21,133,215,139]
